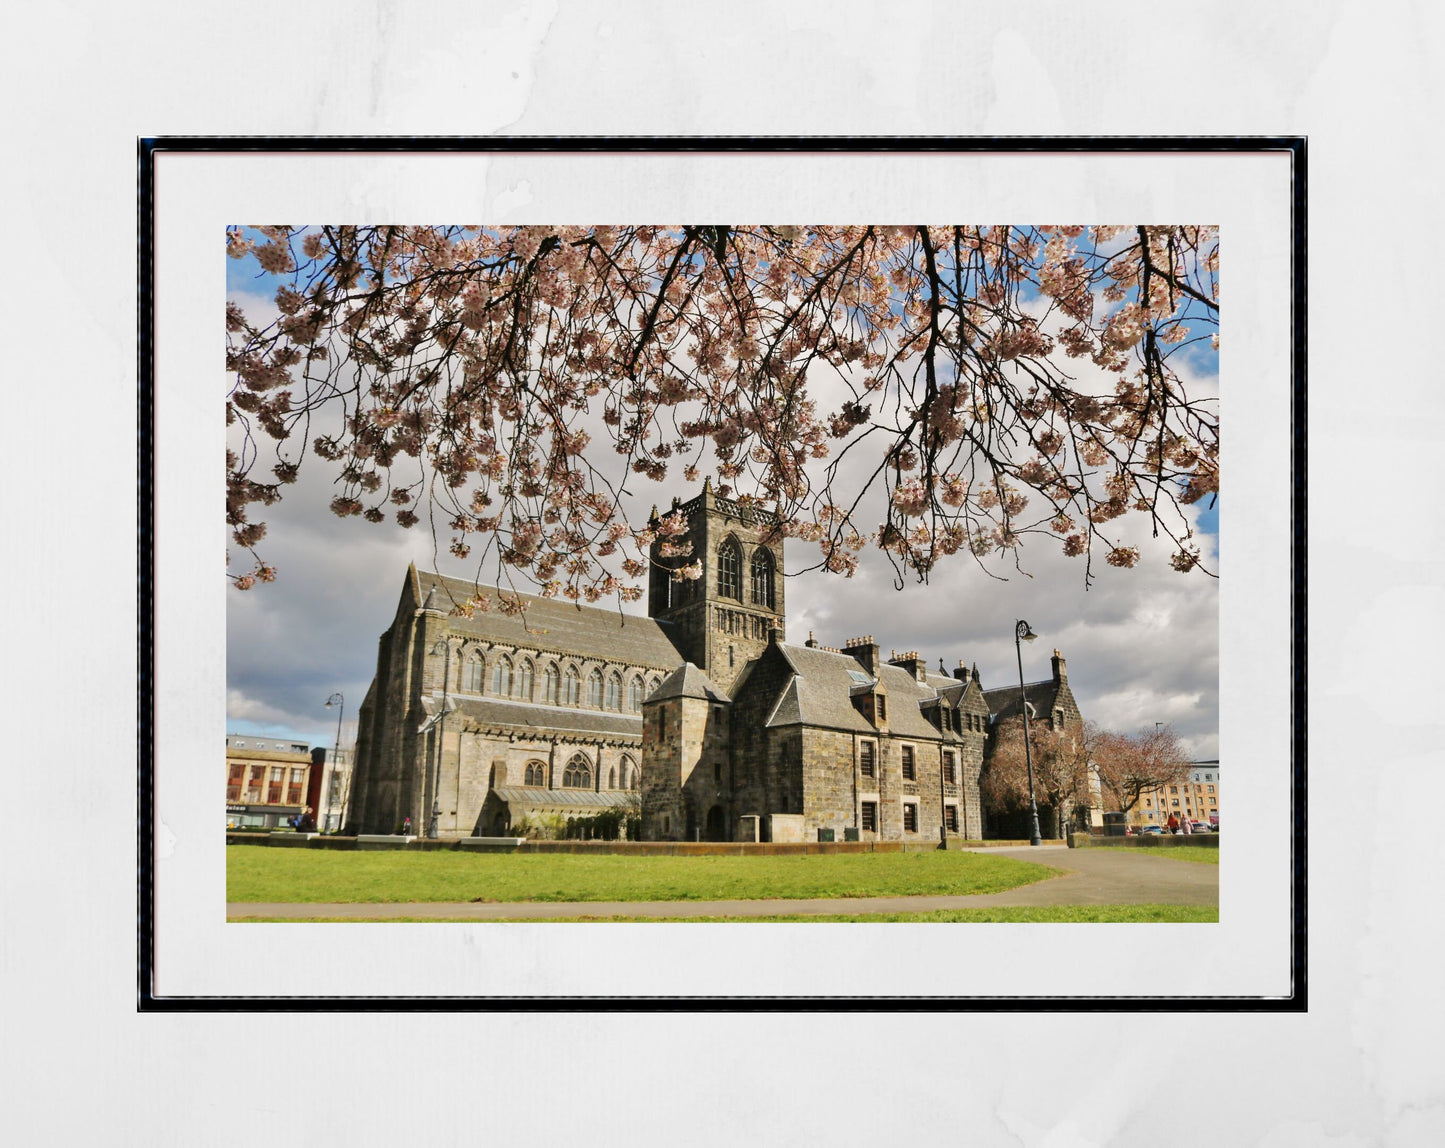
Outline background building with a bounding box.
[306,744,355,833]
[1131,759,1221,829]
[225,735,313,829]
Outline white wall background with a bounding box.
[2,2,1441,1144]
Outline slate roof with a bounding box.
[413,568,684,670]
[764,643,955,738]
[984,680,1062,724]
[647,662,730,704]
[448,696,643,740]
[489,786,636,810]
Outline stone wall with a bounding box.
[641,694,726,841]
[647,485,785,694]
[350,581,439,834]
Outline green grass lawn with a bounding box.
[227,847,1060,904]
[1090,845,1219,864]
[230,904,1217,923]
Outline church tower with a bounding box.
[647,479,786,694]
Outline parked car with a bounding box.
[1140,824,1165,835]
[1189,821,1210,833]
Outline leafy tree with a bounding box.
[226,225,1217,601]
[1093,723,1193,815]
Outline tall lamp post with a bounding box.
[1014,620,1044,847]
[428,640,452,839]
[323,692,344,832]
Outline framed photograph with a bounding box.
[141,137,1302,1007]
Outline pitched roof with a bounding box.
[647,662,730,704]
[762,643,954,738]
[448,696,643,741]
[415,569,684,670]
[984,680,1061,724]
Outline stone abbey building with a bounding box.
[348,482,1083,842]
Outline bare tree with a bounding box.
[982,715,1094,838]
[1093,723,1193,815]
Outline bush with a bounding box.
[562,809,625,841]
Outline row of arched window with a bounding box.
[458,650,662,712]
[520,754,640,791]
[717,538,776,610]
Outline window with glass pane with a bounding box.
[562,755,592,789]
[717,539,741,599]
[750,548,774,609]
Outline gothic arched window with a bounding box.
[628,675,644,712]
[717,538,741,600]
[608,767,617,789]
[750,547,775,610]
[463,650,484,693]
[517,658,534,702]
[586,670,603,708]
[492,656,512,697]
[524,761,546,787]
[562,754,592,789]
[606,672,622,711]
[564,666,581,706]
[542,663,559,705]
[621,755,638,791]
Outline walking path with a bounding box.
[229,845,1217,920]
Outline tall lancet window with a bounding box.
[750,548,775,610]
[717,538,741,600]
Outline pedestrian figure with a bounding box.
[1166,813,1179,833]
[403,815,412,836]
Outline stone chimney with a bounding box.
[1052,649,1067,684]
[952,658,969,683]
[843,635,879,675]
[805,630,818,649]
[887,649,927,682]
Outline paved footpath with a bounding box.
[229,845,1217,920]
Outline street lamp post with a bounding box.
[323,692,344,832]
[1014,620,1044,847]
[428,640,451,839]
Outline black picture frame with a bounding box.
[139,135,1305,1012]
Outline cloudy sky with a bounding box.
[226,236,1219,761]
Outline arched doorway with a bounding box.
[705,805,726,842]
